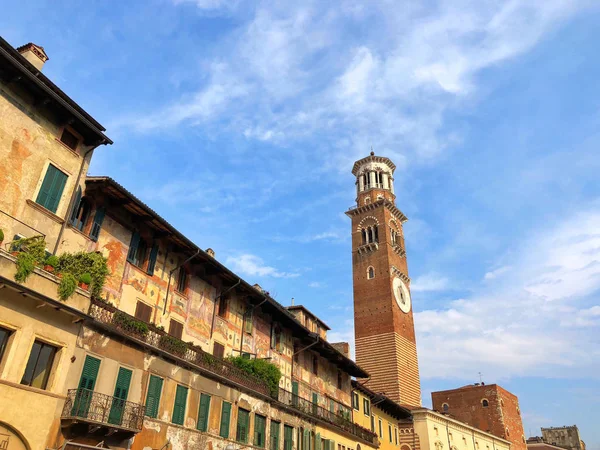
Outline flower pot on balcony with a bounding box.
[78,282,89,291]
[44,265,55,273]
[10,251,19,257]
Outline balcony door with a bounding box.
[72,355,101,418]
[108,367,133,426]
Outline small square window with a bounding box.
[60,127,80,151]
[213,342,225,359]
[169,319,183,340]
[0,326,12,363]
[135,301,153,323]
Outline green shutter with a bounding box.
[197,393,211,432]
[220,401,232,438]
[108,367,133,425]
[90,207,105,241]
[36,165,68,213]
[147,243,159,275]
[303,429,309,450]
[172,385,188,425]
[292,381,299,406]
[255,415,266,447]
[78,355,100,390]
[270,421,280,450]
[127,232,140,263]
[315,433,321,450]
[69,186,82,224]
[284,425,293,450]
[237,408,250,443]
[145,375,163,418]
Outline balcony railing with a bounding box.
[62,388,145,432]
[278,388,377,444]
[89,298,271,397]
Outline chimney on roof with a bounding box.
[206,248,215,258]
[331,342,350,357]
[17,43,49,71]
[291,297,295,306]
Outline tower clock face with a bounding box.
[392,277,411,313]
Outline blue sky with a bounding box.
[3,0,600,447]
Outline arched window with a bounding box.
[482,399,489,407]
[364,197,371,205]
[442,403,449,412]
[505,428,510,437]
[367,267,375,279]
[361,229,367,245]
[374,226,379,242]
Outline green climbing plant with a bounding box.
[58,273,77,300]
[56,251,109,299]
[13,236,47,283]
[227,356,282,397]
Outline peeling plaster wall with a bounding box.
[0,80,95,250]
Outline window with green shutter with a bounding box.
[147,243,159,276]
[172,385,188,425]
[284,425,294,450]
[270,421,280,450]
[236,408,250,443]
[254,414,266,447]
[145,375,163,418]
[197,393,211,432]
[36,164,68,213]
[220,401,232,438]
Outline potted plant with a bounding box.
[0,229,4,248]
[78,273,92,290]
[44,255,59,273]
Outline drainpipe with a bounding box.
[52,142,104,255]
[162,249,200,315]
[239,296,268,355]
[210,278,241,338]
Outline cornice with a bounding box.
[346,199,408,223]
[352,155,397,175]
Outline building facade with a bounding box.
[0,38,377,450]
[346,152,420,407]
[541,426,585,450]
[431,384,526,450]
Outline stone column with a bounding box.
[383,173,390,190]
[389,177,395,194]
[358,175,364,191]
[369,171,376,188]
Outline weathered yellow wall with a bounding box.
[352,389,402,450]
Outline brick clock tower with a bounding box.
[346,152,421,406]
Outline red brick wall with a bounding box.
[431,384,525,450]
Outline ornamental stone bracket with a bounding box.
[390,265,411,284]
[357,242,379,255]
[392,244,406,258]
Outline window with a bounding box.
[213,342,225,359]
[69,188,90,231]
[177,267,188,293]
[284,425,294,450]
[505,428,510,438]
[389,424,393,442]
[352,392,360,410]
[254,414,266,447]
[147,244,159,276]
[371,415,375,432]
[395,428,398,445]
[145,375,163,418]
[220,401,232,438]
[312,355,318,375]
[21,340,57,390]
[236,408,250,443]
[169,319,183,340]
[135,301,153,323]
[270,421,280,450]
[172,384,188,425]
[0,326,11,363]
[218,295,228,318]
[243,309,253,334]
[127,231,147,267]
[89,207,105,241]
[482,399,489,407]
[36,164,68,213]
[60,127,80,150]
[442,403,449,412]
[363,398,370,416]
[197,393,211,432]
[337,371,343,389]
[378,419,383,438]
[271,323,283,352]
[367,267,375,279]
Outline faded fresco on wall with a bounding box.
[187,278,215,341]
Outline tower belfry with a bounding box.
[346,151,421,406]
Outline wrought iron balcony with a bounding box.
[62,388,145,433]
[277,388,378,444]
[89,298,271,397]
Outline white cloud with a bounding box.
[411,273,450,292]
[415,207,600,379]
[126,0,592,167]
[484,265,512,280]
[308,281,323,288]
[225,254,300,279]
